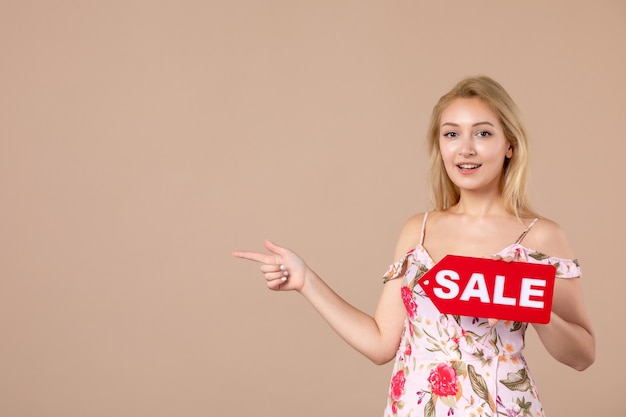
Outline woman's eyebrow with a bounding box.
[441,121,495,128]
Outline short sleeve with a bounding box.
[382,251,411,284]
[382,248,429,284]
[528,253,582,278]
[502,244,582,279]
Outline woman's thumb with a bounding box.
[264,239,286,255]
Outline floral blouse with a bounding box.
[381,239,581,417]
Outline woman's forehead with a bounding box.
[440,98,501,127]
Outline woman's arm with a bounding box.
[232,215,423,365]
[533,278,595,370]
[299,260,406,364]
[528,219,596,371]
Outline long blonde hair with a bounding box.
[427,76,536,218]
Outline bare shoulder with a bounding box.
[527,216,576,259]
[392,212,427,261]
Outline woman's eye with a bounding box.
[443,132,457,138]
[476,131,491,138]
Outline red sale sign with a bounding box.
[418,255,556,324]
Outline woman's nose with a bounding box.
[458,137,476,156]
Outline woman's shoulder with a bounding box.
[400,209,446,228]
[525,215,576,259]
[401,212,427,229]
[392,212,428,260]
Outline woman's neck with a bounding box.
[447,192,509,219]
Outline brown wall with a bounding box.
[1,1,623,416]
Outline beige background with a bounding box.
[1,1,624,416]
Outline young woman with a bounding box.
[233,76,595,417]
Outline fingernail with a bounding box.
[281,277,287,282]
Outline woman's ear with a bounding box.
[506,144,513,159]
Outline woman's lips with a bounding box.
[456,163,481,173]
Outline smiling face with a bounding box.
[438,97,513,195]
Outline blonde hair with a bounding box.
[427,76,536,218]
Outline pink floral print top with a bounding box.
[381,213,581,417]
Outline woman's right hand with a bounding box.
[232,240,308,292]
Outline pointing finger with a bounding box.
[232,250,275,264]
